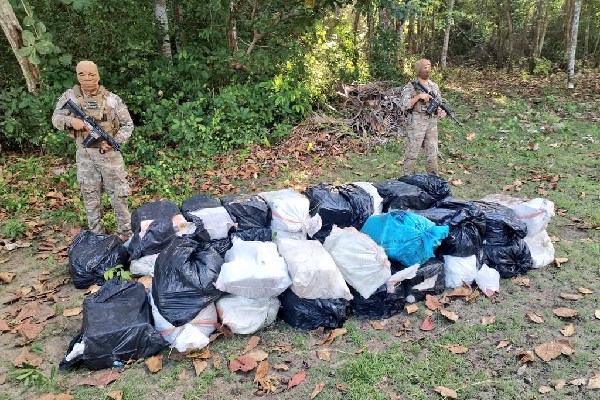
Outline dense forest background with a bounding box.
[1,0,598,162]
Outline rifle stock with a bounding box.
[61,99,121,152]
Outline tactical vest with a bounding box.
[410,81,441,115]
[71,85,117,147]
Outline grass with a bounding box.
[0,70,599,399]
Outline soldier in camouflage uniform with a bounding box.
[52,61,133,239]
[400,59,447,175]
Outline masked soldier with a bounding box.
[52,60,133,240]
[400,59,447,175]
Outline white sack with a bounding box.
[216,239,291,298]
[277,238,352,300]
[480,194,555,236]
[188,206,235,240]
[259,189,322,239]
[444,254,478,288]
[524,230,555,268]
[216,295,279,335]
[149,291,216,352]
[323,226,390,298]
[475,264,500,296]
[129,253,159,277]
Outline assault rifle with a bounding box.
[61,99,121,152]
[412,80,462,126]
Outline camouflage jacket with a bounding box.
[400,79,442,115]
[52,85,134,146]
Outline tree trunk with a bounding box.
[407,12,414,54]
[154,0,172,57]
[172,0,184,49]
[563,0,575,55]
[226,0,238,52]
[502,0,513,73]
[583,14,590,66]
[566,0,582,88]
[440,0,454,69]
[0,0,40,95]
[352,8,360,72]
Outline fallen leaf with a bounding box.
[320,328,347,345]
[213,355,222,368]
[186,347,212,359]
[192,359,208,376]
[538,386,553,394]
[145,354,163,373]
[272,364,289,371]
[0,373,5,384]
[481,315,496,325]
[588,374,600,389]
[440,309,459,322]
[63,307,82,317]
[84,284,101,295]
[368,320,384,330]
[466,132,476,141]
[270,343,292,353]
[425,295,443,311]
[13,347,43,367]
[245,349,269,362]
[405,304,419,314]
[229,354,258,372]
[0,271,16,284]
[450,179,463,186]
[444,344,468,354]
[253,360,269,383]
[79,370,120,387]
[554,257,568,267]
[316,349,331,361]
[434,385,458,399]
[288,370,306,389]
[243,335,260,354]
[553,307,578,318]
[31,395,74,400]
[311,383,325,399]
[335,383,347,392]
[0,319,10,332]
[596,310,600,319]
[465,290,480,304]
[560,323,576,337]
[511,276,530,287]
[419,316,435,331]
[355,347,366,354]
[447,286,472,298]
[569,378,587,386]
[518,350,535,364]
[534,340,573,361]
[107,391,123,400]
[496,340,510,349]
[554,379,566,390]
[16,320,44,340]
[15,301,40,322]
[560,292,583,301]
[526,312,544,324]
[577,287,593,294]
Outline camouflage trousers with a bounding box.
[403,113,439,175]
[76,148,132,236]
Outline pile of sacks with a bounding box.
[61,174,555,370]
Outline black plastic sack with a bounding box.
[403,257,445,303]
[349,283,406,320]
[373,180,436,211]
[152,237,224,326]
[221,194,271,230]
[278,289,349,330]
[306,183,374,242]
[483,239,533,278]
[398,174,451,202]
[415,200,486,257]
[68,230,128,289]
[128,219,176,260]
[209,236,233,258]
[131,200,180,234]
[181,195,222,224]
[472,201,527,246]
[231,227,273,242]
[59,279,167,371]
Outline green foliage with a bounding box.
[0,219,27,239]
[103,265,132,281]
[9,365,55,389]
[531,57,553,75]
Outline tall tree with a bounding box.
[440,0,455,69]
[154,0,172,56]
[567,0,582,88]
[0,0,40,94]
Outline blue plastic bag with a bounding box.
[361,211,449,267]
